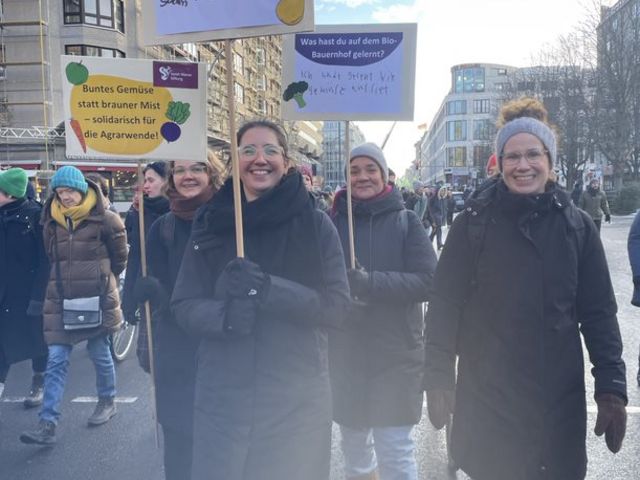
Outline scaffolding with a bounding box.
[0,0,53,170]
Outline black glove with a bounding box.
[26,300,43,317]
[133,276,165,307]
[123,309,139,326]
[594,393,626,453]
[605,214,611,223]
[632,277,640,307]
[218,258,268,299]
[347,268,370,299]
[426,389,455,430]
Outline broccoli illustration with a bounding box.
[283,81,309,108]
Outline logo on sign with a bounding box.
[153,62,198,89]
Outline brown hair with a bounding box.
[84,172,109,198]
[496,97,549,129]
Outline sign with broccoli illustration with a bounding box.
[140,0,314,45]
[281,24,417,121]
[61,56,206,162]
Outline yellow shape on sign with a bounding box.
[70,75,173,155]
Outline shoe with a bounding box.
[20,420,56,445]
[23,373,45,409]
[87,397,116,426]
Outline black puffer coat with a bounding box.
[425,179,626,480]
[331,187,436,427]
[0,198,49,365]
[172,173,350,480]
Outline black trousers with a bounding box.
[0,353,47,383]
[593,219,602,233]
[162,425,193,480]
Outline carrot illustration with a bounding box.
[69,118,87,153]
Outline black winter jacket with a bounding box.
[122,196,170,319]
[145,213,199,433]
[331,187,436,427]
[425,179,626,480]
[0,198,49,365]
[171,173,350,480]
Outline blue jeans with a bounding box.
[340,425,418,480]
[40,335,116,424]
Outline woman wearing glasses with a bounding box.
[424,98,627,479]
[132,151,225,480]
[171,120,350,480]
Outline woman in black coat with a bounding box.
[0,168,49,409]
[171,120,350,480]
[331,143,436,480]
[122,161,170,327]
[424,98,627,480]
[134,152,224,480]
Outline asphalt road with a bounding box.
[1,215,639,480]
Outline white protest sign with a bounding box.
[281,24,417,121]
[141,0,314,45]
[61,56,207,163]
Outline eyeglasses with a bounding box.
[238,144,284,160]
[172,164,208,176]
[501,148,548,166]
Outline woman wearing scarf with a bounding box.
[20,166,127,445]
[122,161,170,327]
[330,143,436,480]
[133,151,225,480]
[424,98,626,479]
[171,120,350,480]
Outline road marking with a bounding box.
[1,396,138,403]
[71,396,138,403]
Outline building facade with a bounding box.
[0,0,297,203]
[321,121,365,190]
[416,63,516,188]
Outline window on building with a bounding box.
[517,81,536,91]
[65,44,125,57]
[257,74,266,91]
[256,48,265,65]
[447,147,467,167]
[234,82,244,104]
[233,53,244,75]
[473,145,493,169]
[453,67,485,93]
[446,100,467,115]
[257,99,267,115]
[446,120,467,141]
[473,99,490,114]
[497,68,507,76]
[494,82,510,92]
[64,0,122,31]
[473,119,493,141]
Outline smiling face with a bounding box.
[172,161,210,199]
[238,126,289,202]
[143,168,165,198]
[350,156,385,201]
[500,133,550,195]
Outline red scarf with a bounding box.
[167,184,216,221]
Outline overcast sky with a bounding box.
[314,0,615,177]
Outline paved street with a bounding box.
[1,215,639,479]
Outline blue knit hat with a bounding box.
[50,166,88,194]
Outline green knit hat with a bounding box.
[0,168,28,198]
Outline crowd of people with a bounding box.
[0,97,632,480]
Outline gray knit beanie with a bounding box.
[495,117,556,169]
[349,142,388,182]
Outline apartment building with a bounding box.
[321,121,366,191]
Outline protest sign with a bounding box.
[141,0,314,45]
[61,56,207,162]
[281,24,417,121]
